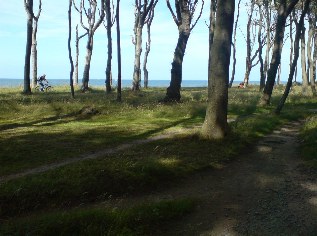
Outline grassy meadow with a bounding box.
[0,85,316,235]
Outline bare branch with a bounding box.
[190,0,204,31]
[166,0,179,26]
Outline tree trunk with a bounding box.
[258,4,265,91]
[201,0,235,140]
[307,18,314,90]
[143,24,151,89]
[165,31,190,101]
[68,0,75,98]
[74,25,79,86]
[301,27,310,95]
[312,28,317,96]
[132,26,143,91]
[276,0,310,114]
[277,63,281,85]
[105,0,113,93]
[31,19,38,88]
[116,0,122,102]
[229,0,241,88]
[82,34,93,92]
[259,0,299,106]
[23,0,33,95]
[243,0,255,87]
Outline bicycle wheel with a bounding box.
[45,86,53,92]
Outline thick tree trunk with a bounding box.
[105,0,113,93]
[31,19,38,88]
[23,0,33,95]
[259,0,299,106]
[82,34,93,92]
[132,26,143,91]
[276,0,310,114]
[201,0,235,140]
[165,31,190,101]
[301,27,310,95]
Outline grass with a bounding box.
[0,85,316,235]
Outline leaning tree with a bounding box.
[73,0,105,92]
[131,0,158,91]
[201,0,235,139]
[164,0,204,102]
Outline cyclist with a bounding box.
[38,74,47,92]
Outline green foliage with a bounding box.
[300,114,317,166]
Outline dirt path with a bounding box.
[104,121,317,235]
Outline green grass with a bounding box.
[300,114,317,167]
[0,85,316,234]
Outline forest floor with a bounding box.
[1,120,317,235]
[101,120,317,235]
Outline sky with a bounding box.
[0,0,294,84]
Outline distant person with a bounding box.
[38,74,47,92]
[238,82,245,88]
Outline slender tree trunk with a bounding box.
[312,27,317,96]
[105,0,113,93]
[276,0,310,114]
[23,0,34,95]
[263,0,271,81]
[82,34,93,91]
[165,31,190,101]
[74,25,79,86]
[243,0,255,87]
[31,19,38,88]
[143,23,151,89]
[259,0,299,106]
[68,0,75,98]
[301,27,309,95]
[277,63,281,85]
[132,25,143,91]
[307,18,314,88]
[229,0,241,88]
[201,0,235,140]
[258,4,265,91]
[208,0,217,84]
[116,0,122,102]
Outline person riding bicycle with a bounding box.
[37,74,47,92]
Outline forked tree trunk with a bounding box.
[23,0,34,95]
[276,0,310,114]
[259,0,300,106]
[201,0,235,140]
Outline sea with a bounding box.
[0,78,208,88]
[0,78,251,88]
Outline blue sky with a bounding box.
[0,0,293,83]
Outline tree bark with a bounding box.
[201,0,235,140]
[301,26,310,95]
[105,0,113,93]
[143,23,151,89]
[259,0,300,106]
[258,4,265,91]
[229,0,241,88]
[276,0,310,114]
[23,0,34,95]
[31,20,38,88]
[132,25,143,90]
[116,0,122,102]
[312,26,317,96]
[82,34,93,91]
[68,0,75,98]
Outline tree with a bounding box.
[68,0,75,98]
[74,25,88,86]
[276,0,310,114]
[116,0,122,101]
[104,0,116,93]
[143,1,157,89]
[73,0,105,92]
[131,0,158,91]
[23,0,34,95]
[164,0,204,101]
[201,0,235,139]
[31,0,42,88]
[259,0,300,106]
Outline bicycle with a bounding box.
[35,80,53,92]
